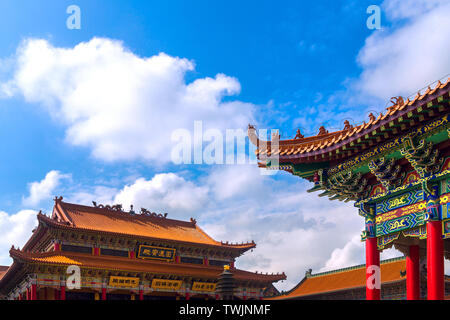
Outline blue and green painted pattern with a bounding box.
[375,189,423,215]
[376,211,426,237]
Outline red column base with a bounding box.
[427,220,444,300]
[366,237,381,300]
[406,245,420,300]
[31,284,37,301]
[60,285,66,300]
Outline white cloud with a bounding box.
[0,210,38,266]
[66,185,119,208]
[22,170,71,207]
[382,0,449,20]
[206,164,269,201]
[114,173,209,218]
[355,0,450,100]
[197,165,364,290]
[1,38,255,163]
[319,234,365,272]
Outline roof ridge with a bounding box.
[249,76,450,158]
[38,202,257,252]
[308,256,406,278]
[59,200,196,226]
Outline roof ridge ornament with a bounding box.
[317,126,328,136]
[389,96,404,110]
[343,120,353,130]
[140,207,167,218]
[92,201,124,212]
[294,129,304,139]
[305,268,312,278]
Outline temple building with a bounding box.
[0,197,285,300]
[268,257,450,300]
[249,77,450,300]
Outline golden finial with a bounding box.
[224,265,230,271]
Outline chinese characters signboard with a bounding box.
[151,279,182,290]
[192,282,216,292]
[109,276,139,288]
[137,245,176,262]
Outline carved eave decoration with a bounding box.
[401,134,444,178]
[308,169,371,202]
[368,157,405,190]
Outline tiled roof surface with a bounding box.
[9,249,285,283]
[269,258,406,299]
[249,78,450,161]
[47,200,255,250]
[0,266,9,281]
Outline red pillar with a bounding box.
[101,287,107,300]
[60,285,66,300]
[129,251,135,259]
[185,292,190,300]
[406,245,420,300]
[31,284,37,301]
[26,287,30,300]
[427,220,444,300]
[365,237,380,300]
[139,289,144,300]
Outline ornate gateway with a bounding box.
[249,78,450,300]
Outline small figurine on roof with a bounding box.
[343,120,353,130]
[317,126,328,136]
[390,96,404,107]
[294,129,304,139]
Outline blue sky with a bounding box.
[0,0,449,290]
[0,0,380,206]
